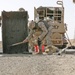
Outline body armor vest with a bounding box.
[33,20,49,30]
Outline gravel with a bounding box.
[0,54,75,75]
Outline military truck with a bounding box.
[34,1,68,48]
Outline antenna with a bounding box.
[57,0,63,7]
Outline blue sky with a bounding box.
[0,0,75,40]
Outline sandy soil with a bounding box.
[0,54,75,75]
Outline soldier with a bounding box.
[23,17,58,54]
[23,19,48,54]
[46,17,59,54]
[44,17,54,46]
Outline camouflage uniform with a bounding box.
[45,20,54,46]
[46,20,59,54]
[25,20,48,52]
[24,19,58,53]
[26,20,48,42]
[25,19,54,45]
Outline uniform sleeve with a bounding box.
[26,29,34,40]
[48,21,54,31]
[38,22,48,41]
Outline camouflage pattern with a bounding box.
[45,45,59,54]
[26,20,48,41]
[38,21,48,41]
[45,19,54,46]
[25,19,55,52]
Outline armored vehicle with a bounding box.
[34,1,68,48]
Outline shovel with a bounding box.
[9,42,25,47]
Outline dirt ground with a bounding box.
[0,41,75,75]
[0,54,75,75]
